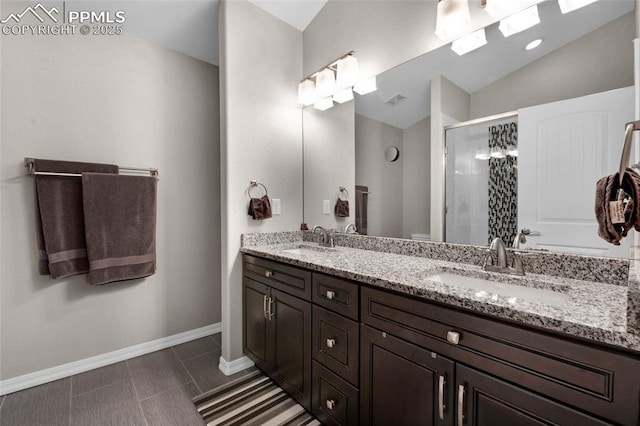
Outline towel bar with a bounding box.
[24,158,159,179]
[248,180,268,198]
[618,121,640,185]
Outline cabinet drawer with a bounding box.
[244,255,311,301]
[312,361,359,426]
[312,305,359,386]
[361,286,640,426]
[312,273,359,320]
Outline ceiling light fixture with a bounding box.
[353,76,377,95]
[558,0,598,14]
[484,0,532,19]
[435,0,471,41]
[336,55,359,89]
[498,5,540,37]
[333,87,354,104]
[451,28,487,56]
[525,38,543,50]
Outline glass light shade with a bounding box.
[484,0,532,18]
[558,0,598,14]
[451,29,487,56]
[435,0,471,41]
[353,77,377,95]
[297,79,316,106]
[336,55,359,89]
[314,97,334,111]
[333,87,354,104]
[498,5,540,37]
[315,68,336,99]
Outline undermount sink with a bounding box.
[424,271,569,306]
[282,244,338,256]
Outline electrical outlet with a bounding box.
[272,198,281,215]
[323,200,331,214]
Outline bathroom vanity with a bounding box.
[241,234,640,426]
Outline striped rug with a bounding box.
[193,370,321,426]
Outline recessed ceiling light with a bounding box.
[525,38,543,50]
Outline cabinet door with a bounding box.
[360,325,455,426]
[242,277,272,373]
[271,288,312,411]
[456,365,611,426]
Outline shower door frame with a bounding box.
[442,110,518,243]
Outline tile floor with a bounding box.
[0,333,255,426]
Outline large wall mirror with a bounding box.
[303,0,636,258]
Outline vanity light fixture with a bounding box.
[336,54,359,89]
[451,28,487,56]
[525,38,543,50]
[498,5,540,37]
[315,68,336,99]
[333,87,354,104]
[435,0,471,41]
[558,0,598,14]
[353,76,377,95]
[483,0,532,19]
[297,79,315,106]
[314,97,334,111]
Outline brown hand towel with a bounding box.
[82,173,157,285]
[33,159,119,278]
[595,168,640,245]
[334,198,350,217]
[248,196,272,220]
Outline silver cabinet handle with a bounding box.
[457,384,465,426]
[326,290,336,300]
[263,294,268,319]
[326,399,336,410]
[438,375,446,420]
[267,297,274,320]
[447,331,460,345]
[265,270,273,278]
[326,338,336,348]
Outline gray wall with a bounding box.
[470,12,635,118]
[402,116,431,239]
[303,102,355,230]
[219,0,303,364]
[0,34,220,380]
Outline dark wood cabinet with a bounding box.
[456,364,610,426]
[360,324,455,426]
[242,257,312,411]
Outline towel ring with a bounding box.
[338,186,349,200]
[618,121,640,185]
[248,180,268,198]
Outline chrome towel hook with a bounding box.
[338,186,349,200]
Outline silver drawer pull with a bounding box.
[326,290,336,300]
[447,331,460,345]
[457,384,465,426]
[326,338,336,348]
[438,375,446,420]
[326,399,336,410]
[264,270,273,278]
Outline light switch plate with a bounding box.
[323,200,331,214]
[272,198,281,215]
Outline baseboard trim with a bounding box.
[0,322,221,396]
[219,355,254,376]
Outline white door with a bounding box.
[518,87,635,258]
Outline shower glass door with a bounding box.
[444,115,518,246]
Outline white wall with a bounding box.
[402,116,431,239]
[219,0,303,364]
[303,102,355,230]
[355,114,403,238]
[0,33,220,380]
[470,12,635,118]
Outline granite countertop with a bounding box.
[241,241,640,353]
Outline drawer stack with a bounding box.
[311,273,360,426]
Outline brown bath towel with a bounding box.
[595,168,640,245]
[334,198,350,217]
[82,173,157,285]
[248,196,272,220]
[33,159,118,278]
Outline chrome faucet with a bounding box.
[483,237,526,276]
[344,224,357,234]
[312,225,333,247]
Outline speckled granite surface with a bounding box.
[242,234,639,353]
[628,247,640,332]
